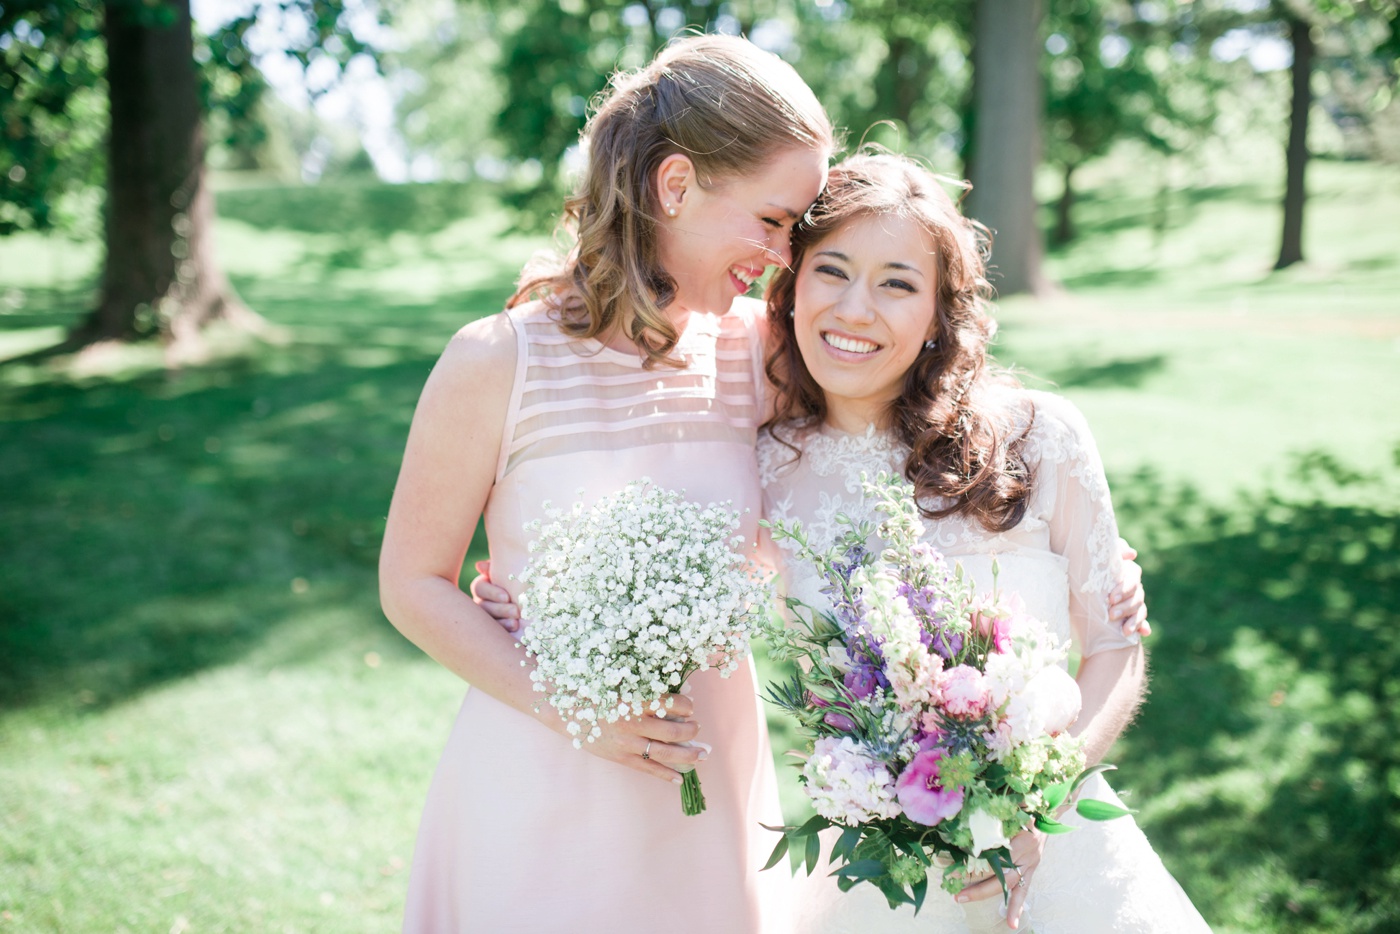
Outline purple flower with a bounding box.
[823,711,857,732]
[895,749,965,826]
[844,665,879,700]
[928,628,964,660]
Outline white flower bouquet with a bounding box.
[516,479,769,815]
[761,473,1130,908]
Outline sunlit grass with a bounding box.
[1,160,1397,932]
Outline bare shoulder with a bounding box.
[414,309,521,434]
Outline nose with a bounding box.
[831,281,875,325]
[767,229,792,269]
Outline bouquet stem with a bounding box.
[681,769,706,816]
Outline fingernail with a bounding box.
[680,682,694,696]
[672,776,683,785]
[694,742,711,760]
[956,895,967,904]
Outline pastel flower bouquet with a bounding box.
[761,473,1130,909]
[515,479,768,815]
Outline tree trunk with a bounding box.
[1275,14,1312,270]
[72,0,257,354]
[1054,162,1076,246]
[967,0,1046,296]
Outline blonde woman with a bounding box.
[379,36,832,933]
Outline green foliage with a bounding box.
[0,0,106,234]
[1,0,385,237]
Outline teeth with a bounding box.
[731,267,759,287]
[823,332,879,355]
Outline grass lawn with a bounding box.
[1,156,1396,933]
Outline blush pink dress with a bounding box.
[402,301,791,933]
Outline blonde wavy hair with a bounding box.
[508,34,833,368]
[764,152,1034,533]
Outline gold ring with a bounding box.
[1016,870,1029,890]
[642,740,653,761]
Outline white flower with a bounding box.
[967,807,1012,856]
[516,481,769,746]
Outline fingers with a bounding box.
[470,575,514,608]
[1120,602,1150,638]
[1117,537,1138,562]
[955,872,1005,903]
[1005,867,1032,929]
[651,692,694,721]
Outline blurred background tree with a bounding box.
[0,0,380,355]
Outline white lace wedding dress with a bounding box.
[758,390,1211,934]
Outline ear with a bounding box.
[654,153,694,216]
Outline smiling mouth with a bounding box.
[822,331,880,355]
[730,266,762,290]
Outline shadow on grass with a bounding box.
[1112,452,1400,934]
[0,298,499,711]
[1050,354,1169,389]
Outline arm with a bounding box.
[959,396,1146,926]
[1071,642,1147,767]
[379,313,701,783]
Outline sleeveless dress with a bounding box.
[757,390,1212,934]
[402,302,791,933]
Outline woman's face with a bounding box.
[657,146,828,316]
[793,212,940,432]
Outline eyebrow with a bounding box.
[766,202,801,219]
[813,250,927,277]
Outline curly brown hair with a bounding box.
[763,152,1034,532]
[507,35,832,368]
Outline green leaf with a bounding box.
[1043,781,1071,811]
[794,813,830,837]
[833,858,886,881]
[761,835,790,872]
[1035,815,1076,834]
[1070,763,1116,798]
[804,831,822,876]
[1076,798,1135,821]
[912,875,929,914]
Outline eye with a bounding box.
[883,278,917,293]
[761,217,784,229]
[814,263,848,280]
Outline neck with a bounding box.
[824,401,890,436]
[600,304,694,353]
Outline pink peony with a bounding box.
[938,665,990,719]
[894,749,965,825]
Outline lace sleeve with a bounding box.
[1031,393,1140,658]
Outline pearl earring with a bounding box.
[666,205,677,217]
[788,309,795,319]
[924,339,938,351]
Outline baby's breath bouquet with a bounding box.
[515,479,769,815]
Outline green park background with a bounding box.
[2,1,1399,932]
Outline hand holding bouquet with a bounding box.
[515,479,768,815]
[761,473,1130,909]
